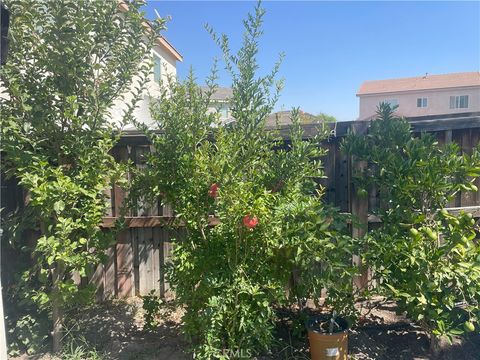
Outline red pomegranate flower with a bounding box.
[243,214,258,229]
[208,183,219,198]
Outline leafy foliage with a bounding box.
[61,336,105,360]
[130,3,356,358]
[342,103,480,340]
[0,0,164,352]
[5,314,49,356]
[142,290,163,331]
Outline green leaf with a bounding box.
[53,200,65,213]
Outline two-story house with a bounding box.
[110,3,183,129]
[357,72,480,120]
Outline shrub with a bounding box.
[142,290,163,331]
[1,0,164,351]
[6,314,49,356]
[342,103,480,342]
[130,3,356,358]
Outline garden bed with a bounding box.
[10,297,480,360]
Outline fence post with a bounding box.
[112,145,130,298]
[116,229,133,298]
[350,121,370,291]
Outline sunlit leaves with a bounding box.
[1,0,164,352]
[131,3,356,358]
[343,103,480,339]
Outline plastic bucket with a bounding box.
[306,315,348,360]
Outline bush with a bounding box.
[6,314,49,356]
[1,0,164,351]
[130,3,357,358]
[142,290,163,331]
[342,103,480,341]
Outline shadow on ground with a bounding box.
[68,298,187,360]
[10,298,480,360]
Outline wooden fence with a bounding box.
[2,112,480,299]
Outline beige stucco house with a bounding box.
[110,2,183,129]
[357,72,480,120]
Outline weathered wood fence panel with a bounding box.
[88,228,176,299]
[2,114,480,299]
[100,119,479,298]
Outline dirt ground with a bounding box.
[11,297,480,360]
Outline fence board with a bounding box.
[113,146,129,217]
[152,228,161,295]
[145,228,154,293]
[91,262,105,302]
[159,228,166,297]
[351,122,369,290]
[133,229,140,296]
[453,130,464,207]
[104,247,116,299]
[163,229,172,294]
[320,141,336,204]
[116,230,133,298]
[138,229,148,295]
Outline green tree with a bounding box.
[0,0,164,352]
[314,112,337,123]
[342,103,480,347]
[131,3,356,358]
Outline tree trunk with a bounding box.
[51,261,65,353]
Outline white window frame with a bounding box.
[219,103,229,118]
[153,52,161,83]
[417,97,427,108]
[450,95,469,109]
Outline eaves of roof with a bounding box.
[118,1,183,62]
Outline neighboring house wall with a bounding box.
[109,41,180,129]
[108,2,182,129]
[207,100,232,123]
[359,87,480,119]
[205,87,234,124]
[357,72,480,120]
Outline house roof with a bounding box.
[201,86,233,102]
[211,87,233,101]
[357,72,480,96]
[265,110,318,127]
[118,2,183,62]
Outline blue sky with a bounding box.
[144,1,480,121]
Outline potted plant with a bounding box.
[307,311,348,360]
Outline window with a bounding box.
[219,104,228,118]
[417,98,427,108]
[153,54,161,82]
[450,95,469,109]
[384,99,398,108]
